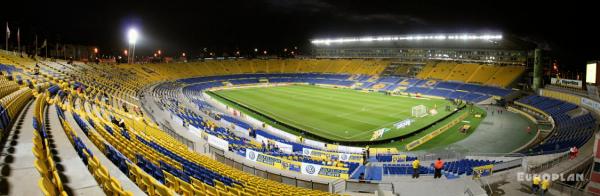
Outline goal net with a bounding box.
[412,105,428,117]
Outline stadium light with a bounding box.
[311,33,503,45]
[127,28,139,64]
[128,29,139,44]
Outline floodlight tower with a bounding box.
[127,28,139,64]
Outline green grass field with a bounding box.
[371,106,485,151]
[212,84,457,142]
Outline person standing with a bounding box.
[412,158,420,179]
[541,177,551,196]
[570,146,579,160]
[532,174,541,194]
[362,149,368,165]
[434,158,443,179]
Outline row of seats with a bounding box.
[33,93,69,196]
[0,53,338,195]
[516,95,596,154]
[416,62,525,87]
[0,81,31,130]
[435,159,498,176]
[0,51,529,195]
[178,73,514,104]
[383,159,498,176]
[133,59,389,82]
[155,82,358,172]
[79,92,332,195]
[58,91,180,195]
[54,97,134,195]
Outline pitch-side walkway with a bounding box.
[424,105,538,154]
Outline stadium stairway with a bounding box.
[62,100,144,195]
[364,165,383,181]
[45,102,104,195]
[0,100,43,195]
[349,165,365,180]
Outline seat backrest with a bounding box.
[34,159,49,178]
[52,170,64,193]
[154,183,174,196]
[39,177,57,196]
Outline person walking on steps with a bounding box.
[532,174,541,194]
[541,177,551,196]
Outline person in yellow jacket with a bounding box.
[412,158,420,179]
[531,174,541,193]
[541,178,551,196]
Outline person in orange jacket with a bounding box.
[434,158,444,179]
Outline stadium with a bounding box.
[1,1,600,196]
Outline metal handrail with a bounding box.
[528,152,569,173]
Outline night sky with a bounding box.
[1,0,598,69]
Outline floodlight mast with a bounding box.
[127,28,139,64]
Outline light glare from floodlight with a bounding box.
[311,33,503,45]
[128,28,139,44]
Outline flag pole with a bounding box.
[35,35,38,57]
[17,28,20,53]
[5,22,8,51]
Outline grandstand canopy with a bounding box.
[311,34,535,51]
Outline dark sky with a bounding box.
[1,0,598,69]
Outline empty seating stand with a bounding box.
[517,95,595,154]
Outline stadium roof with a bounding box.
[311,33,536,51]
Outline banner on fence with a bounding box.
[392,154,407,162]
[208,134,229,151]
[551,77,583,89]
[302,148,363,163]
[245,149,301,172]
[300,162,349,179]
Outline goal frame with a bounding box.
[412,105,427,117]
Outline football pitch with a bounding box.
[212,84,458,142]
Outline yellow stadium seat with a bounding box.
[52,170,65,193]
[39,177,67,196]
[154,183,174,196]
[34,159,50,178]
[205,184,218,196]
